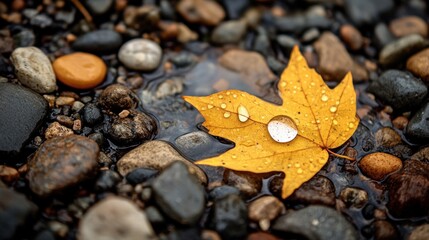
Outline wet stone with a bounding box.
[155,77,184,99]
[82,103,103,126]
[389,16,428,38]
[358,152,402,181]
[247,232,279,240]
[117,140,207,184]
[287,175,336,206]
[27,135,99,196]
[152,162,205,225]
[406,102,429,141]
[248,196,285,227]
[177,0,225,26]
[388,160,429,218]
[340,24,364,51]
[225,171,262,198]
[99,84,136,112]
[125,168,158,185]
[44,121,73,140]
[12,28,35,48]
[410,146,429,164]
[374,220,399,240]
[314,32,368,81]
[0,165,19,183]
[107,109,157,145]
[118,39,162,71]
[220,0,249,19]
[0,83,48,158]
[10,47,57,93]
[407,48,429,83]
[94,170,121,191]
[209,194,248,240]
[344,0,393,26]
[367,70,427,112]
[175,131,218,160]
[88,132,104,147]
[374,23,396,47]
[124,6,160,32]
[274,15,332,34]
[144,206,165,226]
[379,34,428,66]
[272,205,359,240]
[409,224,429,240]
[72,30,122,54]
[375,127,402,148]
[339,187,368,208]
[211,20,247,45]
[209,185,240,200]
[78,196,155,240]
[86,0,113,15]
[0,188,38,240]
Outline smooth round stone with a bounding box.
[358,152,402,181]
[53,52,107,89]
[406,102,429,140]
[10,46,57,93]
[118,39,162,71]
[78,196,155,240]
[379,34,428,66]
[406,48,429,83]
[72,30,122,54]
[27,135,99,196]
[389,16,428,38]
[211,20,246,44]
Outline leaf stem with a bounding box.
[326,149,355,161]
[70,0,93,23]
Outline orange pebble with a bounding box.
[53,52,107,89]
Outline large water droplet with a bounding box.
[237,105,249,122]
[321,94,329,102]
[267,115,298,143]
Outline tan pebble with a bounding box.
[340,24,364,51]
[66,33,76,43]
[393,116,408,130]
[359,152,403,180]
[56,115,74,128]
[375,127,402,148]
[55,96,75,106]
[53,52,106,89]
[43,94,56,108]
[248,196,285,222]
[118,110,130,118]
[408,224,429,240]
[176,0,225,26]
[45,122,74,140]
[389,16,428,38]
[406,48,429,83]
[0,165,19,183]
[73,119,82,131]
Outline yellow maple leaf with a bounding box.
[183,46,359,198]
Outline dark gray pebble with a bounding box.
[152,162,205,225]
[86,0,113,15]
[367,70,427,111]
[272,205,358,240]
[209,185,241,200]
[219,0,249,19]
[0,83,48,158]
[82,103,103,126]
[126,168,158,185]
[406,102,429,141]
[73,30,122,54]
[344,0,393,26]
[95,170,121,191]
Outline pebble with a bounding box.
[10,46,57,93]
[367,70,427,111]
[55,96,74,106]
[0,188,38,240]
[209,194,248,240]
[175,131,219,160]
[393,116,408,130]
[86,0,113,15]
[225,171,262,198]
[12,28,35,48]
[410,146,429,164]
[406,102,429,141]
[247,232,279,240]
[94,170,121,191]
[374,220,400,240]
[53,52,107,89]
[272,205,358,240]
[339,187,368,208]
[0,165,19,183]
[253,28,272,56]
[124,6,160,32]
[82,103,103,126]
[125,168,158,185]
[274,15,332,34]
[358,152,402,181]
[219,0,249,19]
[107,109,157,145]
[117,140,207,184]
[248,196,285,230]
[152,162,205,225]
[314,32,368,81]
[340,24,364,51]
[118,39,162,71]
[0,83,48,157]
[78,196,155,240]
[408,224,429,240]
[388,160,429,218]
[99,84,136,112]
[344,0,393,26]
[374,23,396,47]
[44,121,73,140]
[72,29,122,54]
[72,101,85,112]
[389,16,428,38]
[375,127,402,148]
[209,185,240,200]
[287,176,336,206]
[177,0,225,26]
[276,35,300,53]
[219,49,277,88]
[379,34,428,66]
[155,77,184,99]
[406,48,429,83]
[27,135,99,196]
[211,20,247,44]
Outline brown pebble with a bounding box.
[45,122,74,140]
[392,116,408,130]
[56,115,74,128]
[375,127,402,148]
[339,187,368,208]
[201,230,221,240]
[406,48,429,83]
[389,16,428,38]
[374,220,400,240]
[43,94,56,108]
[0,165,19,183]
[73,119,82,131]
[408,224,429,240]
[176,0,225,26]
[340,24,364,51]
[99,84,136,112]
[55,96,75,106]
[359,152,402,180]
[118,110,130,118]
[248,196,285,223]
[247,232,279,240]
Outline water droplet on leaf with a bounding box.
[223,112,231,118]
[220,103,227,109]
[330,106,337,113]
[267,115,298,143]
[321,95,328,102]
[237,105,249,122]
[207,104,214,109]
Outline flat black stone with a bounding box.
[73,29,122,54]
[406,102,429,141]
[0,83,48,159]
